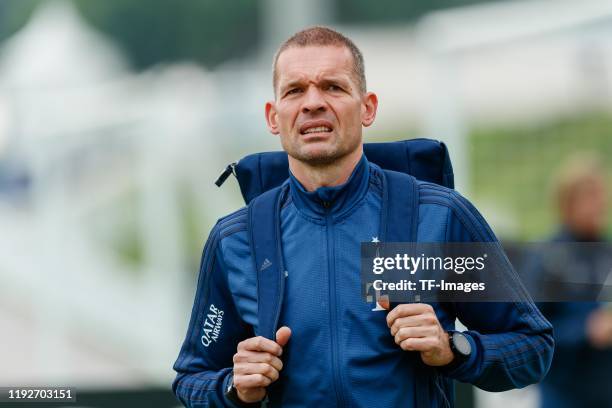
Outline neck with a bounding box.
[289,146,363,192]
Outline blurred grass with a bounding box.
[470,111,612,241]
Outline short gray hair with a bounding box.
[272,26,367,95]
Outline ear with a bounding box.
[265,101,280,135]
[361,92,378,127]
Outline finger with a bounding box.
[394,326,438,344]
[233,373,273,389]
[386,303,434,327]
[233,351,283,372]
[389,315,427,336]
[390,312,439,336]
[238,336,283,356]
[276,326,292,347]
[399,337,438,352]
[234,362,280,382]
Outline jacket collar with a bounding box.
[288,154,370,219]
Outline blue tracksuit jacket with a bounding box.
[173,156,554,407]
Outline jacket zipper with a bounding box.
[324,201,347,407]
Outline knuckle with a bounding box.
[256,374,270,386]
[234,363,247,374]
[233,352,246,363]
[264,365,275,379]
[255,337,264,349]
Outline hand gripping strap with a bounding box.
[382,170,442,408]
[247,185,286,340]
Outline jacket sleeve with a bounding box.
[172,223,252,407]
[439,191,555,392]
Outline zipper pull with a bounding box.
[215,162,237,187]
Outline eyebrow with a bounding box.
[279,75,352,93]
[280,79,305,93]
[320,77,351,88]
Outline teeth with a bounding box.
[303,126,331,134]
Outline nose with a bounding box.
[301,86,327,114]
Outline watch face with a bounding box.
[453,332,471,356]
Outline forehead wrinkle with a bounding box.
[278,67,354,91]
[275,45,360,95]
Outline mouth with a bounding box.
[299,121,334,136]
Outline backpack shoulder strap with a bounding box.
[382,170,442,408]
[247,184,287,340]
[380,169,419,242]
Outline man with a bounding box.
[537,155,612,408]
[173,26,553,407]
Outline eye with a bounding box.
[325,83,346,93]
[285,88,302,96]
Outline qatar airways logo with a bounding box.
[201,304,224,347]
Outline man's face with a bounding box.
[565,177,608,238]
[265,45,377,166]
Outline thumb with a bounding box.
[275,326,292,347]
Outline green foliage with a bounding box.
[1,0,501,69]
[0,0,42,41]
[73,0,259,70]
[0,0,259,70]
[470,112,612,240]
[334,0,494,24]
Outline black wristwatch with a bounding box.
[447,331,472,362]
[224,373,263,407]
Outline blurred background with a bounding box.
[0,0,610,407]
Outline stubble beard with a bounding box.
[283,135,358,167]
